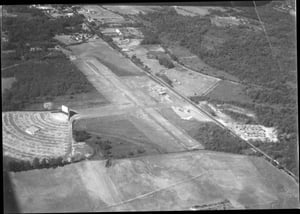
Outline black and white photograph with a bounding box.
[2,1,299,212]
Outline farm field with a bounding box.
[70,38,145,76]
[74,115,154,147]
[204,80,252,104]
[174,6,227,16]
[10,150,299,212]
[73,113,185,156]
[2,77,16,94]
[2,111,71,161]
[103,5,162,15]
[80,5,124,24]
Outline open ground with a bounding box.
[2,77,16,94]
[10,150,299,212]
[103,5,162,15]
[174,6,227,17]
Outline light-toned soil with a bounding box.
[175,6,227,17]
[81,5,124,24]
[2,77,16,94]
[103,5,162,15]
[10,150,299,212]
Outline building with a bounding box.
[30,47,42,52]
[25,126,40,136]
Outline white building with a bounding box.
[25,126,40,136]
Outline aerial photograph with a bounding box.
[2,1,299,212]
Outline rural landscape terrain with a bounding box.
[2,1,299,212]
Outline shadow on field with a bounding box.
[3,166,20,213]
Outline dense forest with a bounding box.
[2,6,94,111]
[193,122,250,154]
[2,5,84,54]
[138,3,298,175]
[2,55,94,111]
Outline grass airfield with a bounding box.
[10,150,299,212]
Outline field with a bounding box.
[174,6,227,16]
[80,5,124,24]
[54,34,81,46]
[162,66,220,97]
[204,80,252,104]
[73,115,163,158]
[24,91,109,111]
[158,107,211,140]
[126,45,166,74]
[103,5,162,15]
[2,112,71,161]
[73,112,192,157]
[10,150,299,212]
[2,77,16,94]
[69,39,145,76]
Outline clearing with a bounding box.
[10,150,299,212]
[174,6,227,17]
[69,38,145,76]
[2,77,16,94]
[204,80,252,104]
[103,5,162,15]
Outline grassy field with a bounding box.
[103,5,162,15]
[24,91,109,111]
[9,150,299,212]
[163,66,220,97]
[74,116,162,159]
[158,107,208,140]
[1,77,16,94]
[205,80,252,104]
[70,39,144,76]
[175,6,227,16]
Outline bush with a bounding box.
[158,57,174,69]
[73,130,91,142]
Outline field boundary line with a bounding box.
[201,80,221,97]
[103,171,208,209]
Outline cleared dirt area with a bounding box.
[10,150,299,212]
[103,5,162,15]
[205,80,252,104]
